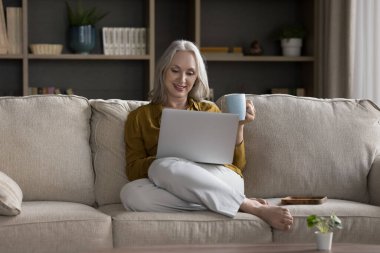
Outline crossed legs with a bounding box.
[121,157,293,230]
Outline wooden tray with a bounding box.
[281,196,327,205]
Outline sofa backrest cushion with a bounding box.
[0,95,95,205]
[90,99,148,206]
[218,94,380,203]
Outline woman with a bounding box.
[120,40,293,231]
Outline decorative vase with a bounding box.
[315,231,333,251]
[281,38,302,56]
[69,25,96,54]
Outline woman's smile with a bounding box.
[173,83,187,92]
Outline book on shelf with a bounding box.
[65,88,74,95]
[201,46,243,57]
[28,86,74,95]
[270,87,305,96]
[203,52,244,58]
[6,7,22,54]
[102,27,146,56]
[0,0,8,54]
[200,47,229,53]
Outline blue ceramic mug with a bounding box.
[224,93,246,121]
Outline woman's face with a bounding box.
[164,51,197,101]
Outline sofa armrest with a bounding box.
[369,156,380,206]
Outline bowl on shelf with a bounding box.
[29,44,63,55]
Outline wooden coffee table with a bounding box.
[91,243,380,253]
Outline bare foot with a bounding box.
[240,198,293,231]
[249,198,269,205]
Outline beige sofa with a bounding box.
[0,94,379,253]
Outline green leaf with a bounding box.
[306,214,343,233]
[66,0,108,26]
[331,214,343,229]
[307,215,318,228]
[279,25,306,39]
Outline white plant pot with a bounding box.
[315,231,333,251]
[281,38,302,56]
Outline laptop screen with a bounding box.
[156,109,239,164]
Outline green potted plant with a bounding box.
[66,0,108,54]
[307,214,343,250]
[278,25,306,56]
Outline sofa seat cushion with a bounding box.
[228,95,380,203]
[269,198,380,244]
[99,204,272,247]
[0,201,113,253]
[0,95,95,205]
[90,99,148,206]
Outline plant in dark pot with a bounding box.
[66,0,107,54]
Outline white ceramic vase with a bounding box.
[281,38,302,56]
[315,231,333,251]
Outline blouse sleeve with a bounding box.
[124,110,155,181]
[205,102,247,171]
[232,140,246,171]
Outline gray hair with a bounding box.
[149,40,209,104]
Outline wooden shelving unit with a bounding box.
[202,54,314,62]
[0,54,22,59]
[27,54,151,60]
[0,0,154,99]
[193,0,319,98]
[0,0,319,99]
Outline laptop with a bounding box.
[156,108,239,164]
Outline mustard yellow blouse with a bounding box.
[124,99,246,181]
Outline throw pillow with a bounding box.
[90,99,148,206]
[0,171,23,215]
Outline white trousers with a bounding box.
[120,157,246,217]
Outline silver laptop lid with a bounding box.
[156,108,239,164]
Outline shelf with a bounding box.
[0,54,23,59]
[0,0,318,99]
[22,0,155,99]
[28,54,151,61]
[202,54,314,62]
[195,0,319,98]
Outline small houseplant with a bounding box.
[66,0,108,54]
[307,214,343,250]
[279,25,306,40]
[66,0,108,27]
[278,25,306,56]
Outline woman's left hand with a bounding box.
[239,99,255,125]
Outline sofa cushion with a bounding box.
[0,201,113,253]
[217,95,380,202]
[368,156,380,205]
[0,95,95,205]
[99,204,272,247]
[268,198,380,244]
[90,99,148,206]
[0,171,22,216]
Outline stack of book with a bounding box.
[0,0,22,54]
[102,27,146,56]
[270,87,305,96]
[6,6,22,54]
[28,87,74,95]
[0,0,8,54]
[200,46,243,57]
